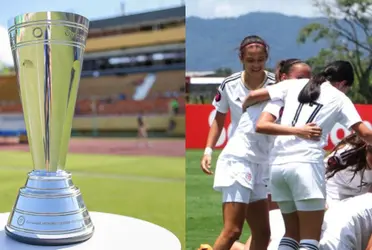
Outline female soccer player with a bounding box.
[325,133,372,208]
[209,58,314,250]
[274,58,312,82]
[226,135,372,250]
[200,35,275,250]
[201,35,275,175]
[242,60,372,250]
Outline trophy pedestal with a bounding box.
[1,212,182,249]
[5,170,94,246]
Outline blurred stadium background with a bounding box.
[0,5,185,248]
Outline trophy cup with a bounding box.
[5,12,94,245]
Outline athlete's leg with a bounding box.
[230,241,246,250]
[271,164,300,250]
[245,184,270,250]
[276,201,300,250]
[296,199,325,250]
[288,163,326,250]
[213,182,251,250]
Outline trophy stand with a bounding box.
[5,170,94,245]
[5,11,94,246]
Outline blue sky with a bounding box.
[0,0,184,27]
[0,0,183,66]
[186,0,324,18]
[0,0,324,66]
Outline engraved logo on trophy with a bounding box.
[16,216,25,226]
[32,27,43,38]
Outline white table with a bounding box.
[0,212,181,250]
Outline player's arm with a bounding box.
[242,79,293,111]
[256,114,322,138]
[351,122,372,145]
[255,100,322,138]
[206,85,229,150]
[366,235,372,250]
[242,88,270,111]
[201,83,229,175]
[339,97,372,144]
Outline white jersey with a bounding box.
[320,193,372,250]
[219,92,277,163]
[325,145,372,202]
[212,70,275,136]
[268,194,372,250]
[264,79,362,164]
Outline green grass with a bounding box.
[0,151,185,249]
[186,150,251,250]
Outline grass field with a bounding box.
[186,150,251,249]
[0,150,185,248]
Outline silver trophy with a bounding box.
[5,12,94,245]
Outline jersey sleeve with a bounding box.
[263,100,284,120]
[339,96,362,129]
[212,82,229,114]
[265,79,293,101]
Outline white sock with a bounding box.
[299,239,319,250]
[279,237,299,250]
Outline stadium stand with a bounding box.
[0,6,185,139]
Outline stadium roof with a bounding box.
[186,71,216,77]
[90,6,185,30]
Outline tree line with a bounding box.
[214,0,372,104]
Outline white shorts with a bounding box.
[270,162,326,202]
[214,158,270,191]
[221,181,268,204]
[277,199,326,213]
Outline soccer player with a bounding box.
[325,133,372,208]
[201,35,275,175]
[210,58,314,250]
[242,60,372,250]
[225,134,372,250]
[136,111,149,148]
[274,58,312,83]
[203,35,276,250]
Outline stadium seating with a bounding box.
[147,70,184,97]
[86,26,185,52]
[0,75,19,102]
[79,73,146,98]
[0,6,185,139]
[76,96,184,115]
[79,70,183,99]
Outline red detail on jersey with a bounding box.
[327,156,339,167]
[246,173,252,181]
[279,107,284,118]
[215,90,221,102]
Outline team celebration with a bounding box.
[190,34,372,250]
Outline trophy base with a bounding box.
[5,170,94,246]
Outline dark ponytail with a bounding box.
[297,72,327,103]
[297,60,354,104]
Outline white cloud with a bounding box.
[186,0,327,18]
[0,26,13,66]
